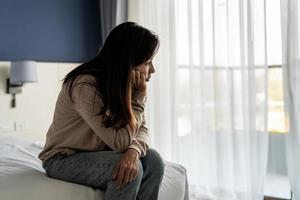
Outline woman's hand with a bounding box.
[112,148,140,188]
[132,69,147,93]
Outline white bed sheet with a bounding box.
[0,136,189,200]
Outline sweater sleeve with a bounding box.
[72,80,146,152]
[127,113,150,157]
[131,90,146,125]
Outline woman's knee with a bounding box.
[136,160,144,180]
[143,149,165,177]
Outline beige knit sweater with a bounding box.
[38,74,149,162]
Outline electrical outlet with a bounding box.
[14,122,30,131]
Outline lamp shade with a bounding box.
[10,61,38,84]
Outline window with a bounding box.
[268,67,286,134]
[266,0,286,134]
[175,0,286,136]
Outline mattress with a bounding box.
[0,136,189,200]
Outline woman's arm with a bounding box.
[127,113,149,157]
[72,82,146,152]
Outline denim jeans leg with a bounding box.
[105,160,143,200]
[137,149,165,200]
[42,151,143,200]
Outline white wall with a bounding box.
[0,61,78,142]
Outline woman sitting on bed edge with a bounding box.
[38,22,164,200]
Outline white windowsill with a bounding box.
[264,173,291,199]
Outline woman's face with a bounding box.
[134,59,155,82]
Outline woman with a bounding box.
[39,22,164,200]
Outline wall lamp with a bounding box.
[6,61,38,108]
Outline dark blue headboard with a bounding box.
[0,0,101,62]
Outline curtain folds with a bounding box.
[128,0,269,199]
[128,0,177,161]
[281,0,300,199]
[99,0,127,46]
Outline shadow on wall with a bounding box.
[0,63,9,94]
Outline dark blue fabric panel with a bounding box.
[0,0,101,62]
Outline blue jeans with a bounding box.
[42,149,164,200]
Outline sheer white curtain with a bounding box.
[128,0,176,161]
[128,0,269,199]
[281,0,300,199]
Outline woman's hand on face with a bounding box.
[132,69,147,93]
[112,148,140,188]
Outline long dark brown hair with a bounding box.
[63,22,159,130]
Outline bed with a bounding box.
[0,136,189,200]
